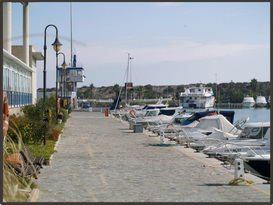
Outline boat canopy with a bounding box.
[194,114,238,134]
[181,110,235,125]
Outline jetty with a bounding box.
[36,111,270,202]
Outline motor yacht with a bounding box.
[241,96,255,108]
[255,96,267,107]
[179,84,215,108]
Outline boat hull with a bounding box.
[242,102,255,108]
[243,159,270,180]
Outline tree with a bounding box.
[176,85,184,93]
[84,90,93,99]
[250,78,258,93]
[136,86,144,99]
[89,83,95,90]
[113,84,120,92]
[144,84,153,91]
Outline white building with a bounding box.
[3,2,43,115]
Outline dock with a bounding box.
[36,111,270,202]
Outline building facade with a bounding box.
[3,2,43,115]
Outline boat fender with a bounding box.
[3,91,9,136]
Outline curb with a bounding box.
[27,188,40,202]
[47,131,62,166]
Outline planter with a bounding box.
[57,113,63,120]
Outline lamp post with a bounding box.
[43,24,62,145]
[56,52,67,117]
[61,58,67,100]
[66,77,70,107]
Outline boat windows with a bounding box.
[159,109,175,116]
[239,127,269,139]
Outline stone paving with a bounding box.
[36,111,270,202]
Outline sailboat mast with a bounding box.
[125,53,130,107]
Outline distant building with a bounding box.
[57,54,85,108]
[36,55,85,108]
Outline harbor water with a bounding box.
[183,107,270,123]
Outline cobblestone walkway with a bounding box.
[36,112,270,202]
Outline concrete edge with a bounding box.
[27,188,40,202]
[46,121,67,165]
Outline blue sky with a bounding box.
[11,2,270,88]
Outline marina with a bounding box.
[2,2,270,203]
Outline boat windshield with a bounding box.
[238,127,270,139]
[159,109,175,116]
[144,110,158,117]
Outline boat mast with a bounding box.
[215,73,218,112]
[125,53,130,108]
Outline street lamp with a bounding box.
[56,52,67,117]
[61,58,67,100]
[43,24,62,145]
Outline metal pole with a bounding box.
[65,69,67,107]
[125,53,130,106]
[56,51,58,118]
[61,69,63,99]
[70,2,73,66]
[43,24,59,145]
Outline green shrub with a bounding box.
[8,116,32,144]
[59,108,69,123]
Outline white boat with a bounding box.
[179,84,215,108]
[126,98,168,118]
[255,96,267,107]
[132,107,184,126]
[267,96,270,107]
[241,96,255,108]
[203,122,270,157]
[177,114,242,144]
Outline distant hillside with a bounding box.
[77,79,270,104]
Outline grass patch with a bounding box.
[27,140,56,162]
[53,123,64,133]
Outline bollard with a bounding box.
[105,108,109,117]
[129,120,135,130]
[160,131,165,144]
[134,124,143,133]
[234,158,245,179]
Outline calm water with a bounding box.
[183,107,270,123]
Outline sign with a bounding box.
[125,82,133,90]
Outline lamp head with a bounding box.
[62,61,67,70]
[52,37,62,52]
